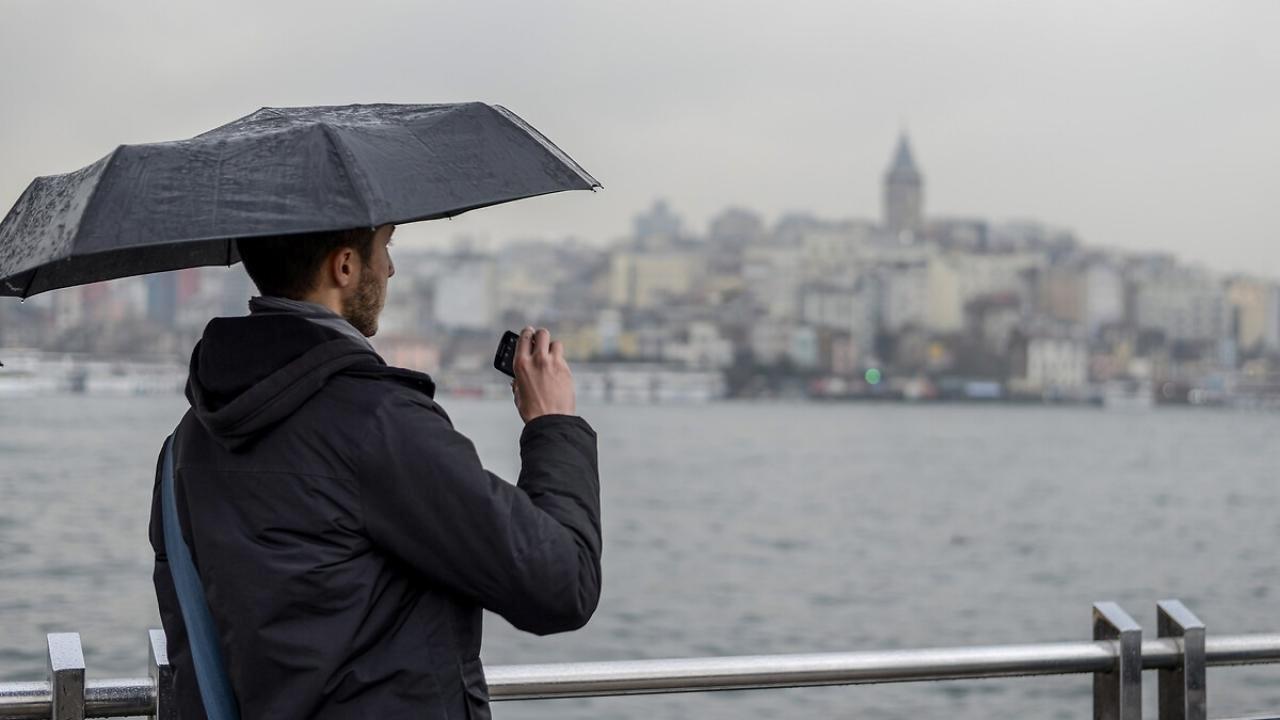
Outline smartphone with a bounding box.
[493,330,520,377]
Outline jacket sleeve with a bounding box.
[356,392,602,635]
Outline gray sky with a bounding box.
[2,0,1277,275]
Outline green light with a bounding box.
[865,368,882,385]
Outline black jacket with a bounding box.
[148,309,602,720]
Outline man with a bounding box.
[148,224,601,719]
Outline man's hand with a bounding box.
[512,326,576,423]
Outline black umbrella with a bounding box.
[0,103,599,298]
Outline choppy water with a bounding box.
[1,395,1278,719]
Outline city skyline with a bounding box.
[8,138,1277,404]
[403,132,1279,287]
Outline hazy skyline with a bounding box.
[1,1,1276,275]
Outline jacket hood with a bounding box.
[186,312,382,451]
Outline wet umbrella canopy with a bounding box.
[0,103,600,298]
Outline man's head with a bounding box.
[236,224,396,336]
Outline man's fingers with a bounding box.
[550,340,565,359]
[514,326,535,371]
[533,327,551,356]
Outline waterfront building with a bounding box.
[823,331,864,376]
[742,244,803,320]
[550,320,600,362]
[799,221,876,280]
[952,251,1043,312]
[706,207,764,277]
[595,308,624,358]
[789,325,821,369]
[964,293,1022,355]
[51,285,85,334]
[800,278,877,362]
[1083,261,1126,339]
[495,241,586,323]
[708,207,765,247]
[1029,257,1125,340]
[1226,276,1280,353]
[1038,264,1087,326]
[174,272,230,333]
[144,272,177,328]
[176,268,201,305]
[876,260,928,332]
[97,277,146,324]
[926,218,989,252]
[745,322,825,371]
[876,252,962,334]
[634,318,675,360]
[609,250,702,310]
[747,322,784,365]
[988,221,1077,254]
[632,199,684,248]
[434,253,497,331]
[1009,330,1089,397]
[662,321,735,370]
[1132,265,1229,344]
[376,273,430,337]
[772,212,829,246]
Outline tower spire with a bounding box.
[889,131,919,176]
[882,130,924,242]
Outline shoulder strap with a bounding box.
[161,433,241,720]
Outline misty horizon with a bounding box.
[1,1,1276,278]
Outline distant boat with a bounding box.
[576,363,725,404]
[0,368,61,396]
[0,351,67,395]
[0,350,185,396]
[1102,380,1154,410]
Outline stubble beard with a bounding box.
[342,266,384,337]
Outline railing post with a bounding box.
[47,632,85,720]
[149,628,177,720]
[1093,602,1141,720]
[1157,600,1206,720]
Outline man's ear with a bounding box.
[330,248,357,289]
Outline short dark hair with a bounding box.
[236,228,376,300]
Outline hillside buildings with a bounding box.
[5,133,1278,406]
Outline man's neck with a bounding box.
[296,290,344,318]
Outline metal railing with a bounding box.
[2,600,1279,720]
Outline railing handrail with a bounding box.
[485,633,1280,700]
[0,601,1274,719]
[2,636,1278,717]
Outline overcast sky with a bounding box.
[2,0,1277,275]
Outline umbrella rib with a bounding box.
[20,265,36,299]
[212,142,225,233]
[319,125,375,228]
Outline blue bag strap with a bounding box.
[161,433,241,720]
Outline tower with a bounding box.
[883,132,924,242]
